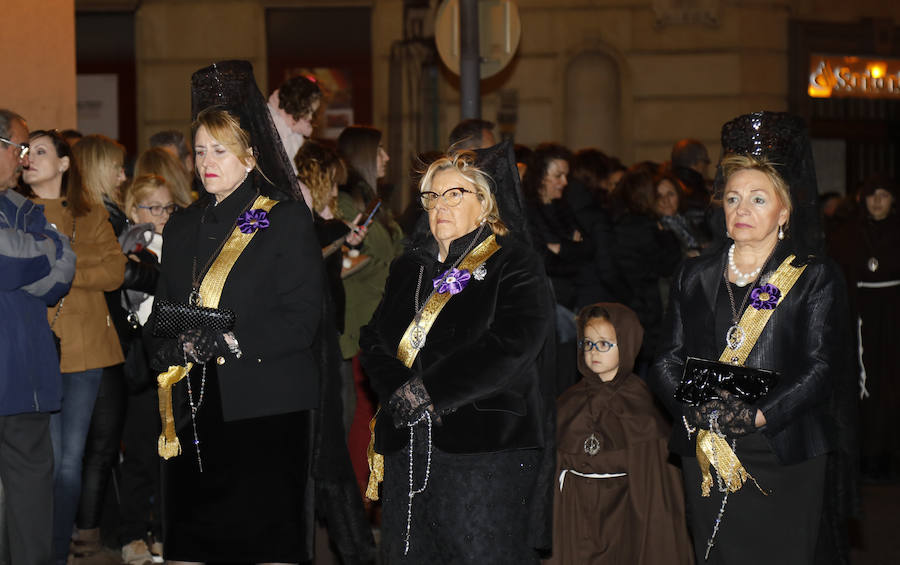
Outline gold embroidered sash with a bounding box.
[365,234,502,500]
[696,254,807,496]
[157,195,278,459]
[396,235,501,367]
[717,255,807,366]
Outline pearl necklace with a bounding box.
[728,244,762,287]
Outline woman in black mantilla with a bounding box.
[146,61,369,564]
[359,144,556,563]
[649,112,854,564]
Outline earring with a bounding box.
[778,225,785,240]
[726,231,732,239]
[245,167,252,173]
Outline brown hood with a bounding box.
[576,302,644,382]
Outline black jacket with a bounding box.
[611,213,681,354]
[526,199,593,309]
[649,242,852,464]
[149,179,323,421]
[359,228,555,455]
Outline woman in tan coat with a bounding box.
[19,129,126,565]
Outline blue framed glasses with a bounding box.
[578,339,617,353]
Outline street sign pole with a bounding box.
[459,0,481,119]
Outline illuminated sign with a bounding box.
[808,54,900,98]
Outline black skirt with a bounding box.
[380,424,542,564]
[682,432,826,565]
[162,365,312,563]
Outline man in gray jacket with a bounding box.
[0,109,76,564]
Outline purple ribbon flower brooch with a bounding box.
[750,283,781,310]
[433,267,471,295]
[237,209,270,234]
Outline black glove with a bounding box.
[388,377,437,428]
[150,328,237,371]
[179,328,231,364]
[150,338,185,372]
[684,389,757,438]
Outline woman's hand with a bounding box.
[179,328,240,364]
[388,377,439,428]
[345,213,368,247]
[684,390,757,437]
[755,409,766,428]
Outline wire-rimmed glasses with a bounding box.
[137,204,178,216]
[0,137,29,161]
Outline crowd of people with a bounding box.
[0,55,896,565]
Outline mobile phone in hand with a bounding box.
[359,199,382,228]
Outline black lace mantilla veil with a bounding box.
[713,111,823,259]
[189,60,375,563]
[190,59,304,204]
[473,139,533,246]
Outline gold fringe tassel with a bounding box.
[157,363,192,459]
[366,413,384,501]
[696,429,766,497]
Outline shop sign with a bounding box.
[808,54,900,98]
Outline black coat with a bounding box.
[359,228,555,455]
[526,199,593,309]
[150,179,323,422]
[611,213,681,355]
[649,243,852,464]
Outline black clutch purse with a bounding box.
[152,298,236,338]
[675,357,778,406]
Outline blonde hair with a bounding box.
[295,141,347,218]
[124,174,171,223]
[135,147,193,208]
[419,151,508,237]
[191,108,255,166]
[190,107,272,190]
[720,154,793,225]
[72,134,126,205]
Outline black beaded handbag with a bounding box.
[675,357,779,406]
[152,298,236,338]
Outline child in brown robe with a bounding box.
[548,303,693,564]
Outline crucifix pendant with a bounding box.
[868,257,879,273]
[726,324,745,351]
[410,321,427,350]
[584,433,601,456]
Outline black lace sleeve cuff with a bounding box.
[387,376,434,428]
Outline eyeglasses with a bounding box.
[0,137,30,161]
[420,187,476,210]
[578,339,617,353]
[137,204,178,216]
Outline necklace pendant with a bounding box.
[726,325,745,350]
[868,257,879,273]
[473,263,487,281]
[189,289,203,307]
[584,433,601,456]
[410,323,427,350]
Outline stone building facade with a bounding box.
[11,1,900,201]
